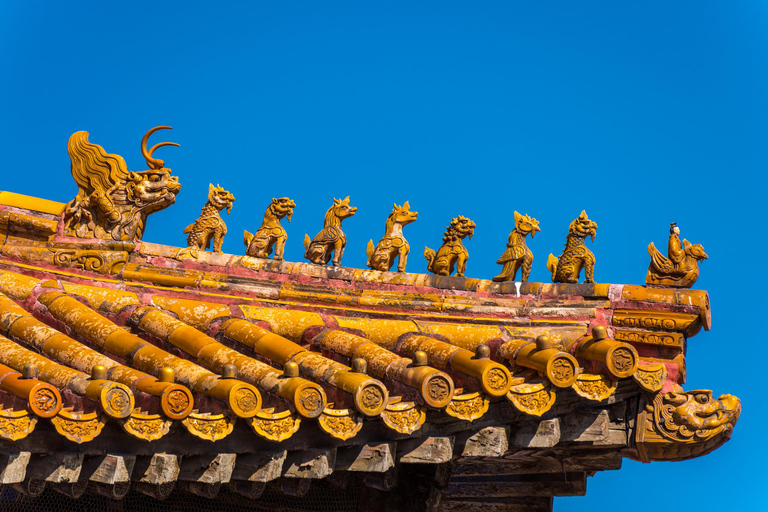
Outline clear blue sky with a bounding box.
[1,2,765,509]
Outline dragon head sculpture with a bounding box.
[269,197,296,222]
[514,211,540,238]
[207,184,235,214]
[388,201,418,229]
[444,216,476,242]
[329,196,357,221]
[634,389,741,462]
[683,239,708,262]
[63,127,181,241]
[568,210,597,241]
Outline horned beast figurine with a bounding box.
[493,211,540,282]
[178,184,235,259]
[303,197,357,266]
[244,197,296,260]
[547,211,597,283]
[424,216,476,277]
[366,202,418,272]
[63,126,181,241]
[646,223,708,288]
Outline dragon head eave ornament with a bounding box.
[63,126,181,242]
[633,389,741,463]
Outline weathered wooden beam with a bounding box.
[231,450,286,482]
[25,453,83,483]
[178,453,236,484]
[91,480,132,500]
[283,448,336,479]
[278,476,311,496]
[336,443,395,473]
[10,478,45,497]
[132,453,180,500]
[560,409,627,447]
[363,466,398,491]
[457,427,509,457]
[444,472,587,498]
[82,454,136,485]
[510,419,561,449]
[454,450,623,476]
[50,481,88,499]
[0,451,30,484]
[132,453,180,486]
[438,497,553,512]
[230,480,265,499]
[133,481,175,500]
[399,436,454,464]
[183,480,221,499]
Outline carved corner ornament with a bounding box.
[493,211,540,282]
[634,389,740,462]
[303,196,357,266]
[366,202,418,272]
[632,363,667,393]
[381,399,426,435]
[572,373,617,402]
[0,407,37,441]
[120,411,172,441]
[646,223,708,288]
[318,406,363,440]
[445,391,489,421]
[547,210,597,283]
[244,197,296,260]
[178,184,235,260]
[51,409,106,443]
[182,412,235,441]
[63,126,181,241]
[424,216,476,277]
[250,408,301,442]
[506,380,556,416]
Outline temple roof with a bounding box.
[0,178,739,510]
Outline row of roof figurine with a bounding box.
[60,126,707,289]
[177,185,708,288]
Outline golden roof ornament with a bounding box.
[303,196,357,266]
[424,216,475,277]
[493,211,540,282]
[366,201,418,272]
[646,223,708,288]
[63,126,181,241]
[244,197,296,260]
[547,210,597,283]
[178,184,235,260]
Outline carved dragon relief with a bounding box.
[424,216,476,277]
[493,211,540,282]
[244,197,296,260]
[547,210,597,283]
[646,223,708,288]
[63,127,181,241]
[366,202,418,272]
[634,389,740,462]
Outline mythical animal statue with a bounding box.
[424,216,476,277]
[63,126,181,241]
[547,210,597,283]
[366,202,418,272]
[303,197,357,266]
[244,197,296,260]
[634,389,740,462]
[492,211,540,282]
[178,184,235,259]
[646,223,708,288]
